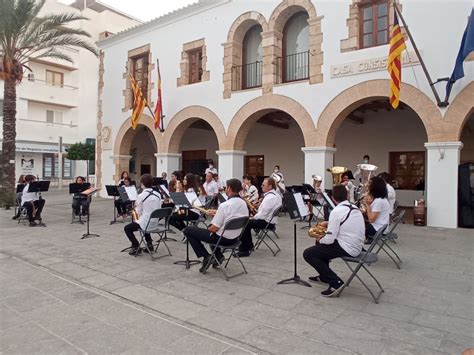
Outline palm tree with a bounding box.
[0,0,98,206]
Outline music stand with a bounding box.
[28,181,49,226]
[16,184,25,193]
[300,184,315,230]
[171,192,201,269]
[80,187,100,239]
[106,185,122,224]
[277,192,311,288]
[69,183,91,224]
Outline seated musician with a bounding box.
[123,174,162,255]
[115,177,133,216]
[304,184,365,297]
[12,175,26,220]
[160,172,169,189]
[183,178,248,273]
[168,171,180,193]
[341,172,356,203]
[238,177,282,257]
[119,171,130,186]
[21,175,46,227]
[72,176,90,216]
[203,172,219,198]
[242,175,259,204]
[377,172,396,214]
[169,173,201,231]
[362,176,391,243]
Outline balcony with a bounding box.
[231,61,263,91]
[277,51,310,83]
[18,78,79,108]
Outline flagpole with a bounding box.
[393,4,446,107]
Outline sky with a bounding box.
[58,0,199,22]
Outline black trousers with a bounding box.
[72,196,89,215]
[169,210,199,231]
[365,221,377,237]
[303,240,350,288]
[124,222,152,248]
[115,199,131,215]
[23,199,45,222]
[239,219,273,252]
[183,226,236,259]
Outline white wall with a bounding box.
[244,121,305,185]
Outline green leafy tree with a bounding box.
[66,142,95,181]
[0,0,98,206]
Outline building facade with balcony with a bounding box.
[97,0,473,228]
[0,0,139,185]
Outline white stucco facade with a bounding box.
[97,0,474,229]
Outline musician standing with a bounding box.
[205,159,218,175]
[21,175,46,227]
[123,174,162,255]
[238,177,282,257]
[303,184,365,297]
[183,178,248,273]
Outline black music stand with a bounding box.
[277,192,311,288]
[300,184,315,230]
[16,184,25,193]
[171,192,200,269]
[69,183,91,224]
[81,188,100,239]
[106,185,123,225]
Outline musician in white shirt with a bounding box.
[242,175,259,203]
[238,177,282,257]
[303,184,365,297]
[362,176,391,243]
[183,179,249,273]
[378,172,396,213]
[123,174,162,255]
[21,175,46,227]
[169,173,201,231]
[205,159,218,175]
[203,172,219,197]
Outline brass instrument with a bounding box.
[194,206,217,216]
[131,208,139,221]
[244,196,259,216]
[308,223,327,241]
[312,174,322,182]
[355,164,378,204]
[327,166,348,185]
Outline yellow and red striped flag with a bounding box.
[387,12,407,109]
[153,60,162,130]
[128,74,147,129]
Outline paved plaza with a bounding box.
[0,191,473,354]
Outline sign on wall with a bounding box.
[330,51,420,78]
[20,157,35,174]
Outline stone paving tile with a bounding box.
[228,300,295,327]
[166,332,239,355]
[0,305,29,331]
[278,313,326,337]
[254,290,305,310]
[1,288,62,313]
[412,309,474,338]
[47,284,101,305]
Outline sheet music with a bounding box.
[185,192,202,207]
[220,192,228,201]
[125,186,138,201]
[322,192,336,209]
[294,192,308,217]
[160,184,170,198]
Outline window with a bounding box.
[360,1,388,48]
[283,12,310,82]
[389,151,425,190]
[46,110,54,123]
[63,157,72,178]
[43,154,59,178]
[46,70,64,87]
[46,110,63,124]
[131,53,149,101]
[242,25,263,89]
[188,48,203,84]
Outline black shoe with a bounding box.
[199,255,212,274]
[212,255,225,269]
[237,250,251,258]
[128,247,141,255]
[12,215,19,220]
[321,282,345,297]
[308,275,328,285]
[29,221,38,227]
[142,245,154,253]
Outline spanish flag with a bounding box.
[154,59,162,130]
[128,74,147,129]
[387,12,407,109]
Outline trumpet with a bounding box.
[244,196,260,216]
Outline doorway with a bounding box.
[245,155,264,177]
[182,150,207,175]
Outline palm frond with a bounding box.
[31,48,74,63]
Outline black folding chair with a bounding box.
[136,207,173,260]
[254,208,281,256]
[339,224,388,303]
[14,196,28,224]
[375,210,405,269]
[203,216,250,280]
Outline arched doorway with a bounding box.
[460,113,474,164]
[334,99,428,208]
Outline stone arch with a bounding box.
[226,94,316,150]
[444,81,474,140]
[315,79,443,146]
[223,11,268,98]
[268,0,323,85]
[113,114,159,156]
[160,106,226,153]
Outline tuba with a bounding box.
[270,172,282,183]
[355,164,378,203]
[327,166,348,185]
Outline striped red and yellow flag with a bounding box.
[387,12,407,109]
[153,60,162,130]
[128,74,147,129]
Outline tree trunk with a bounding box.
[0,77,17,207]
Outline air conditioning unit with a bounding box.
[27,73,35,81]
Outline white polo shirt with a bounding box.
[253,190,282,224]
[386,184,396,213]
[203,180,219,196]
[205,167,218,175]
[370,198,391,231]
[21,184,39,205]
[245,185,259,203]
[135,188,162,231]
[211,196,249,239]
[319,200,365,257]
